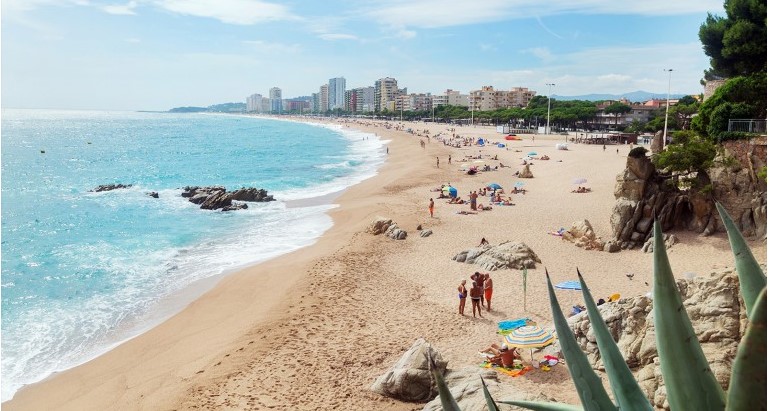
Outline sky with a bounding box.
[2,0,726,111]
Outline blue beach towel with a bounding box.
[498,318,530,331]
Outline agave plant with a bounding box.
[435,204,766,410]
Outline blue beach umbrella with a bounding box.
[554,280,582,290]
[443,186,458,198]
[514,182,525,187]
[497,143,505,148]
[527,151,538,156]
[487,183,502,190]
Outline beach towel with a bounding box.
[498,318,530,331]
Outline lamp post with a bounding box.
[545,83,555,135]
[662,69,673,147]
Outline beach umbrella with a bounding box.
[487,183,502,190]
[554,280,582,290]
[572,177,588,185]
[527,151,538,156]
[497,143,505,148]
[442,186,458,198]
[504,324,556,361]
[514,182,525,187]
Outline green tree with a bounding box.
[699,0,767,79]
[653,130,718,175]
[604,102,632,128]
[691,72,767,140]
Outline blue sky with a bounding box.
[3,0,725,111]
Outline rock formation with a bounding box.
[366,217,407,240]
[452,241,540,270]
[567,269,745,410]
[370,338,446,402]
[611,138,766,248]
[561,219,605,251]
[147,191,159,198]
[91,183,133,192]
[640,233,678,253]
[181,186,274,211]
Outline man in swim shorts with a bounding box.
[483,273,494,311]
[469,280,483,318]
[457,279,467,315]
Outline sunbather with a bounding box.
[482,343,521,367]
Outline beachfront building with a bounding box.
[311,92,320,113]
[593,98,664,129]
[468,86,535,111]
[285,97,312,113]
[350,86,375,112]
[319,84,329,112]
[269,87,282,113]
[432,89,469,108]
[246,93,264,113]
[328,77,346,110]
[402,92,433,112]
[374,77,398,112]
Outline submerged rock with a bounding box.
[181,186,274,211]
[91,183,133,192]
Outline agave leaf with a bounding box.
[427,351,461,411]
[715,202,767,313]
[652,220,725,410]
[546,270,617,411]
[480,376,500,411]
[726,287,767,411]
[577,270,653,410]
[498,399,583,411]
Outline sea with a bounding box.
[0,109,386,401]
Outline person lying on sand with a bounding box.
[482,343,521,368]
[448,197,465,204]
[456,210,477,215]
[571,186,592,193]
[477,204,493,211]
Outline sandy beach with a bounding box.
[5,119,766,410]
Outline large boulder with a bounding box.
[561,220,605,251]
[519,164,534,178]
[181,186,270,211]
[371,339,446,402]
[567,269,745,410]
[421,367,555,411]
[367,217,395,235]
[229,187,274,202]
[452,241,540,270]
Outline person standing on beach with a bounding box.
[470,191,478,211]
[429,198,435,218]
[448,155,452,164]
[436,156,440,168]
[458,279,467,315]
[483,273,494,311]
[470,280,483,318]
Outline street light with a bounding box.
[546,83,555,135]
[662,69,673,147]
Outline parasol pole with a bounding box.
[522,267,528,311]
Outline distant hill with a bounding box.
[169,102,246,113]
[552,90,690,103]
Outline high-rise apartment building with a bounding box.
[352,86,375,112]
[246,93,264,113]
[269,87,283,113]
[374,77,398,112]
[319,84,329,112]
[328,77,346,110]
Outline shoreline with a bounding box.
[5,120,765,410]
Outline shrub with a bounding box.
[628,146,648,158]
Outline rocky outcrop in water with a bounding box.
[567,269,746,410]
[181,186,274,211]
[91,183,133,192]
[452,241,540,270]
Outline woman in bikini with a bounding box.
[457,279,467,315]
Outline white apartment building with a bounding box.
[351,86,375,112]
[374,77,398,112]
[246,93,263,113]
[328,77,346,110]
[319,84,329,112]
[433,89,469,107]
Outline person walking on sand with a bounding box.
[436,156,440,168]
[483,273,494,311]
[458,279,467,315]
[470,280,483,318]
[429,198,435,218]
[448,155,452,164]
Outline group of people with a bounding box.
[457,271,494,317]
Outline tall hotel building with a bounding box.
[247,93,264,113]
[374,77,398,112]
[319,84,330,112]
[328,77,346,110]
[269,87,283,113]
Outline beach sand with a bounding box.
[5,120,766,410]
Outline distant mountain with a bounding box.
[552,90,690,103]
[168,102,246,113]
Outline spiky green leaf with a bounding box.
[715,202,767,313]
[726,287,767,411]
[498,399,583,411]
[652,220,725,410]
[427,351,461,411]
[546,270,617,411]
[480,376,500,411]
[577,270,653,410]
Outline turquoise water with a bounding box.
[0,110,385,400]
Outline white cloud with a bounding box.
[318,33,358,41]
[522,47,554,62]
[102,1,137,15]
[361,0,723,29]
[155,0,298,25]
